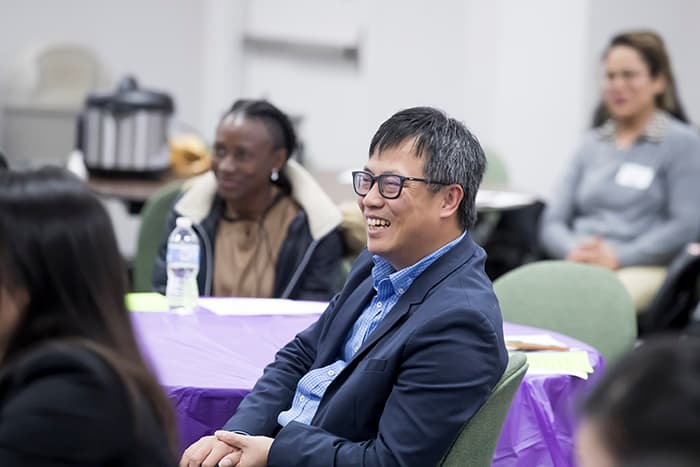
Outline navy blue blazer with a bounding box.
[224,232,508,467]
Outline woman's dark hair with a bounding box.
[592,30,689,127]
[581,336,700,463]
[621,453,700,467]
[0,167,177,451]
[220,99,297,193]
[224,98,297,158]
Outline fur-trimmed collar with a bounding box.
[174,159,342,240]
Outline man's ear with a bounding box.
[439,185,464,219]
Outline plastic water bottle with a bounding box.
[166,217,200,314]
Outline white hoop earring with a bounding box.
[270,169,279,182]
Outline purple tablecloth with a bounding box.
[492,323,604,467]
[132,303,603,467]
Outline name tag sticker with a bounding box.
[615,163,654,189]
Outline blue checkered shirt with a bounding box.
[277,231,466,427]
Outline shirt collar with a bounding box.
[597,110,670,144]
[370,230,467,294]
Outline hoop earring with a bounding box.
[270,169,279,182]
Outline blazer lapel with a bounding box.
[347,233,479,365]
[349,294,415,363]
[316,274,375,364]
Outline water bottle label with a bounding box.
[167,243,200,267]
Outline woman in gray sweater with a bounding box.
[540,31,700,312]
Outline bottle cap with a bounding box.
[176,217,193,228]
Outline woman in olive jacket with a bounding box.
[153,99,345,300]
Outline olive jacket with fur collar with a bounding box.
[152,160,345,301]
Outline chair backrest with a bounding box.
[482,200,546,280]
[438,352,528,467]
[640,244,700,334]
[473,148,509,262]
[132,181,182,292]
[494,260,637,364]
[35,44,102,106]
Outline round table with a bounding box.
[132,301,603,466]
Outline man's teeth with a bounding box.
[368,218,390,227]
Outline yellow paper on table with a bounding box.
[524,351,595,380]
[126,293,168,312]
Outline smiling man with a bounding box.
[180,106,508,467]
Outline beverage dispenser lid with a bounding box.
[84,75,175,113]
[85,92,112,108]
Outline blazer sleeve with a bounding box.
[0,349,131,465]
[293,229,346,301]
[267,307,508,467]
[222,295,339,435]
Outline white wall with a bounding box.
[587,0,700,123]
[240,0,592,197]
[1,0,699,198]
[364,1,469,131]
[238,0,700,197]
[0,0,207,163]
[462,0,590,197]
[199,0,247,136]
[241,0,368,171]
[241,0,472,173]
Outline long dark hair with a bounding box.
[0,167,177,451]
[592,30,689,127]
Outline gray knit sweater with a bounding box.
[540,112,700,267]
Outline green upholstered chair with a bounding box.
[473,149,510,246]
[482,148,509,188]
[131,181,182,292]
[494,260,637,364]
[438,352,528,467]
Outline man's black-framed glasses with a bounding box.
[352,170,450,200]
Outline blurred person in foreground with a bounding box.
[539,30,700,312]
[576,336,700,467]
[180,106,508,467]
[0,167,177,466]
